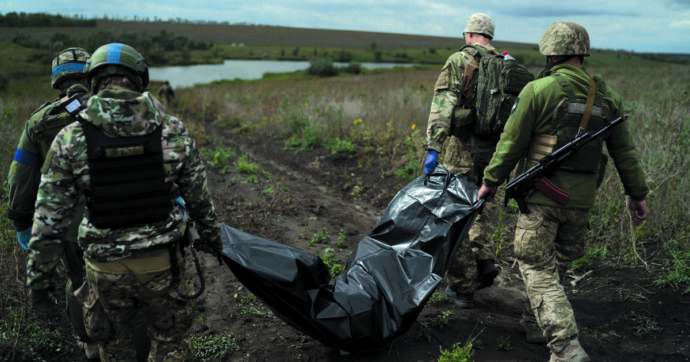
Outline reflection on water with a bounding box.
[149,59,416,88]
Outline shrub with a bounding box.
[306,59,338,77]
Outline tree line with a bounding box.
[0,12,97,27]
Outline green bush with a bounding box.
[306,59,338,77]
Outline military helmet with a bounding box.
[85,43,149,92]
[464,13,495,39]
[539,21,590,56]
[51,47,90,89]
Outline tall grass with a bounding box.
[587,65,690,259]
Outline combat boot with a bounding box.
[549,338,590,362]
[78,341,100,360]
[444,286,474,308]
[519,316,545,344]
[476,259,499,290]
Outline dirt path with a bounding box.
[196,123,690,362]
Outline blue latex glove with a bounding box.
[173,196,186,209]
[17,228,31,251]
[424,150,438,175]
[173,196,190,222]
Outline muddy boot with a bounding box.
[549,338,591,362]
[476,259,499,290]
[78,341,100,360]
[444,286,474,308]
[519,315,545,344]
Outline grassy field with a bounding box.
[1,19,689,360]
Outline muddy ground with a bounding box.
[195,125,690,362]
[35,122,689,362]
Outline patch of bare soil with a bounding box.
[197,124,690,362]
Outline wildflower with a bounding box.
[411,124,416,130]
[354,118,362,124]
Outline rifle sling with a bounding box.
[580,77,598,130]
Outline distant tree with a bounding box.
[374,50,382,63]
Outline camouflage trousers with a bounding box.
[63,201,89,344]
[514,203,589,353]
[79,256,196,362]
[442,135,496,294]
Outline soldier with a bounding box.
[422,13,500,308]
[158,80,175,106]
[478,22,649,361]
[6,47,99,358]
[26,42,223,361]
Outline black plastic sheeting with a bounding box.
[218,165,483,354]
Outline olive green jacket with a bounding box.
[483,64,649,209]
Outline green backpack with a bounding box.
[459,45,535,138]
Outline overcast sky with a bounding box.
[3,0,690,54]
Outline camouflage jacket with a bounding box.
[27,88,221,290]
[6,86,88,231]
[483,64,649,209]
[423,43,498,152]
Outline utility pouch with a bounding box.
[74,281,112,342]
[450,107,474,139]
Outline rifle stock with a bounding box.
[505,114,628,213]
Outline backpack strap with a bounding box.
[456,44,497,106]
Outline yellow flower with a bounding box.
[354,118,362,124]
[411,123,416,130]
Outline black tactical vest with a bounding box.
[81,121,173,229]
[550,72,611,173]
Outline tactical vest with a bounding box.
[81,121,173,229]
[547,72,611,173]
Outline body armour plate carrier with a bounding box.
[549,72,611,173]
[81,121,173,229]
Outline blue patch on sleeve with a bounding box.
[13,149,41,169]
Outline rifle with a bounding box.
[504,114,628,214]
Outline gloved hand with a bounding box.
[17,228,31,251]
[29,288,56,315]
[173,196,190,222]
[196,235,224,265]
[197,236,223,255]
[423,150,438,175]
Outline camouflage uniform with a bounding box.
[26,86,221,361]
[482,23,649,354]
[7,48,92,345]
[158,81,175,106]
[423,14,499,295]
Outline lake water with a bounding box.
[149,59,415,88]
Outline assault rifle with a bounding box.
[504,114,628,214]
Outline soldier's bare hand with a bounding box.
[628,198,648,226]
[478,185,497,202]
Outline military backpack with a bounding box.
[459,45,535,138]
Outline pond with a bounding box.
[149,59,417,88]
